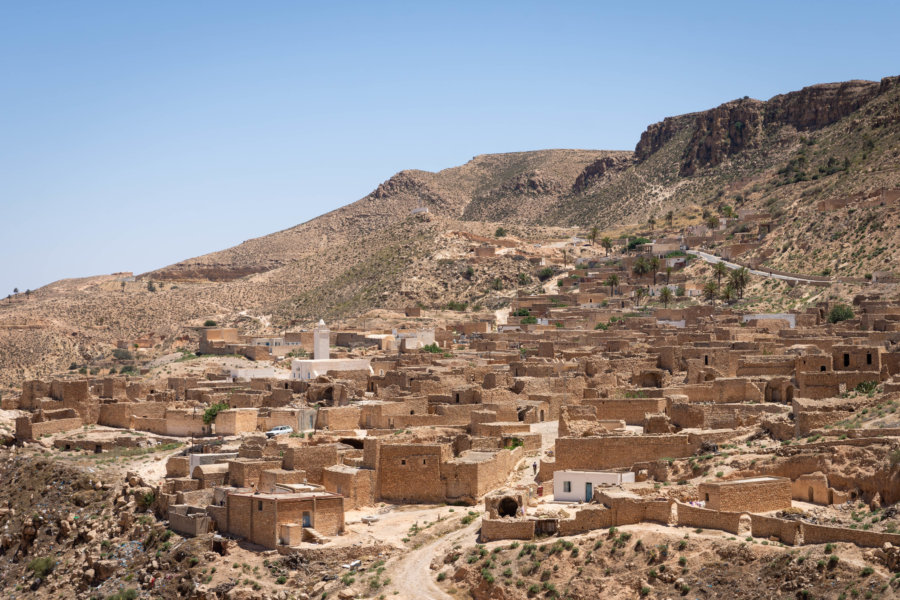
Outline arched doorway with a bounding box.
[498,496,519,518]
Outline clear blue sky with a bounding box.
[1,1,898,294]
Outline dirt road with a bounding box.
[385,518,482,599]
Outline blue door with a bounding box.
[585,482,593,502]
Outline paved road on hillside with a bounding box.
[687,250,827,284]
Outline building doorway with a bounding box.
[585,482,593,502]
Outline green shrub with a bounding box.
[855,381,878,394]
[521,316,537,325]
[112,348,133,361]
[27,556,55,579]
[203,319,217,327]
[106,590,138,600]
[495,227,507,238]
[828,304,854,323]
[446,301,468,311]
[537,267,554,281]
[203,402,230,425]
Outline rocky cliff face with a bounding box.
[636,77,896,176]
[634,116,683,162]
[572,155,632,193]
[679,98,765,176]
[764,79,882,131]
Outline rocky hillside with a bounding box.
[1,74,898,387]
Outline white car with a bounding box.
[266,425,294,438]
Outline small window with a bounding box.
[843,353,850,367]
[820,365,826,372]
[422,459,427,465]
[704,355,709,366]
[258,501,262,511]
[401,459,406,465]
[867,353,872,365]
[563,481,571,493]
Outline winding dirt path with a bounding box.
[385,519,482,599]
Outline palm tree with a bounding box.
[706,215,721,230]
[648,215,657,231]
[562,249,569,268]
[703,281,718,306]
[589,226,599,246]
[665,210,674,228]
[632,257,650,281]
[634,287,647,306]
[665,266,673,285]
[713,262,728,290]
[600,236,613,257]
[729,267,750,299]
[605,274,619,296]
[649,256,661,285]
[659,286,674,308]
[25,289,30,299]
[720,283,737,303]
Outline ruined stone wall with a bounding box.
[215,409,259,435]
[165,410,208,437]
[228,459,282,488]
[749,514,799,545]
[555,435,695,471]
[322,467,376,510]
[15,415,82,440]
[283,445,343,484]
[482,518,536,541]
[316,406,361,431]
[675,502,742,534]
[583,398,667,425]
[558,506,613,536]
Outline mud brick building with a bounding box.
[698,476,792,513]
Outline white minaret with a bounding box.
[313,319,330,360]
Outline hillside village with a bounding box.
[2,201,900,600]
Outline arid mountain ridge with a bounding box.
[1,74,898,386]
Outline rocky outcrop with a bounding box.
[680,98,765,176]
[500,170,563,195]
[765,80,881,131]
[572,156,631,193]
[635,116,682,162]
[640,77,895,176]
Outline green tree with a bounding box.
[702,281,718,305]
[495,227,507,238]
[728,267,750,299]
[713,262,728,289]
[649,256,661,285]
[659,286,674,308]
[665,210,674,227]
[589,225,599,246]
[648,215,657,231]
[604,274,619,296]
[720,283,737,303]
[665,266,673,285]
[706,215,720,230]
[632,257,650,281]
[634,287,647,306]
[601,236,613,256]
